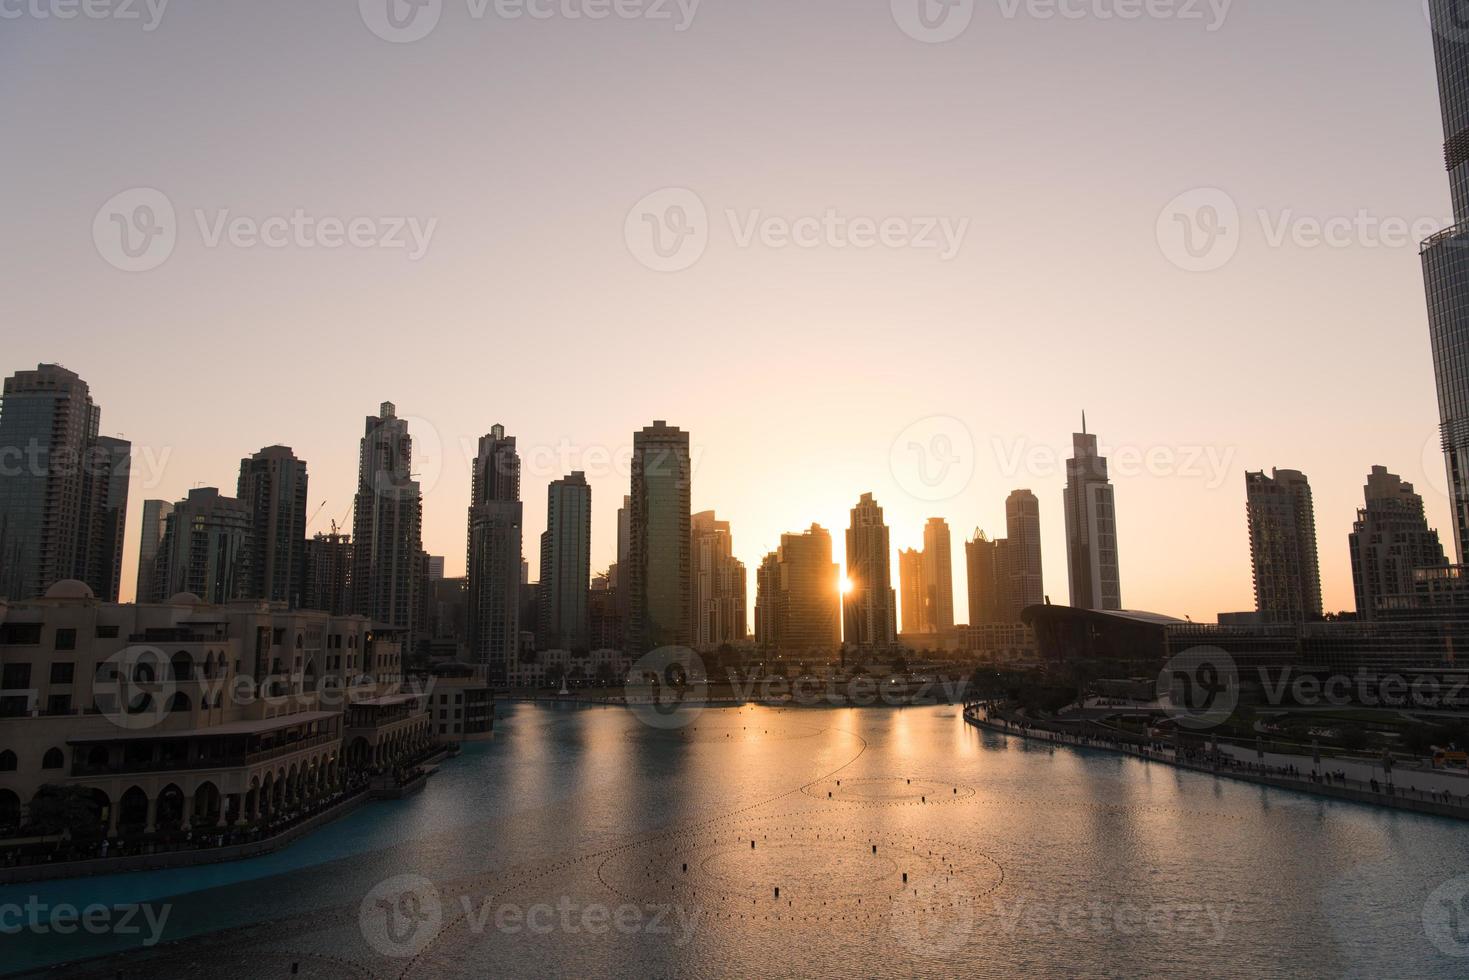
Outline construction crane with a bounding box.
[306,499,328,531]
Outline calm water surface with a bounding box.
[6,703,1468,977]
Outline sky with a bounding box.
[0,0,1457,625]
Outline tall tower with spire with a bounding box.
[1422,1,1469,561]
[1062,416,1121,610]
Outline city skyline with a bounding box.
[3,5,1458,628]
[7,370,1456,630]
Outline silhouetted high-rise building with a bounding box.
[965,530,1002,626]
[1004,489,1044,619]
[1246,468,1322,624]
[1349,466,1448,620]
[83,435,130,603]
[898,547,931,634]
[1063,420,1121,610]
[304,531,353,615]
[627,421,691,652]
[755,524,840,653]
[156,487,251,603]
[238,445,308,607]
[352,402,422,632]
[136,499,174,603]
[844,493,896,650]
[468,424,522,681]
[922,516,954,630]
[691,510,746,651]
[0,364,130,600]
[539,471,591,652]
[1423,1,1469,561]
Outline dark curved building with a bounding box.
[1422,1,1469,562]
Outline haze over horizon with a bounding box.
[1,0,1455,624]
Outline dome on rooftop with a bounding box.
[44,579,94,600]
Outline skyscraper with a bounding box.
[755,524,841,653]
[156,487,252,603]
[352,402,423,632]
[898,546,931,634]
[844,492,896,650]
[1348,466,1448,620]
[1245,468,1322,624]
[0,365,130,600]
[468,424,523,680]
[83,435,130,603]
[922,516,954,630]
[539,471,591,652]
[1004,489,1045,618]
[135,499,174,603]
[1423,1,1469,562]
[1062,420,1121,610]
[304,530,353,616]
[627,421,691,652]
[964,529,1002,626]
[238,445,309,607]
[690,510,747,650]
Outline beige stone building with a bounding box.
[0,581,432,839]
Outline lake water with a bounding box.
[6,703,1469,978]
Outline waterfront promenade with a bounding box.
[964,702,1469,821]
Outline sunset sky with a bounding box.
[0,1,1455,624]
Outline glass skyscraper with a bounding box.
[0,364,129,601]
[1423,0,1469,561]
